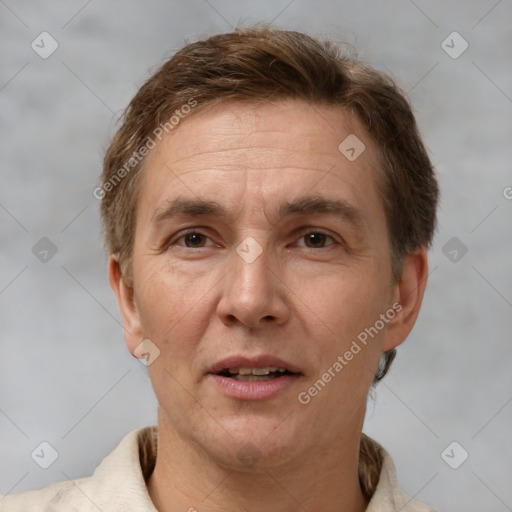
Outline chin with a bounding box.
[202,418,304,471]
[216,442,299,473]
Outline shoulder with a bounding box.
[388,486,437,512]
[1,427,158,512]
[1,477,93,512]
[365,436,437,512]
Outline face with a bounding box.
[111,99,426,471]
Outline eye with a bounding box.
[172,231,212,248]
[297,232,336,249]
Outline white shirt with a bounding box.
[1,427,436,511]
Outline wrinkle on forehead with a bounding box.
[145,99,358,171]
[163,149,340,176]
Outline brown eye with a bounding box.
[303,233,330,248]
[183,233,207,247]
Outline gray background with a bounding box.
[1,1,511,511]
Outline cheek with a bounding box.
[134,260,214,415]
[293,264,392,394]
[133,256,213,350]
[296,272,388,413]
[296,266,390,342]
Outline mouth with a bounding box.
[208,355,302,400]
[217,366,296,381]
[209,355,301,379]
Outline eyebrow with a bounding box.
[274,195,366,231]
[151,195,366,232]
[152,198,225,224]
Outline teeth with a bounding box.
[227,367,287,376]
[252,368,270,376]
[233,375,274,381]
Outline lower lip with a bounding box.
[208,374,300,400]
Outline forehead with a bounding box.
[137,99,384,225]
[146,99,370,171]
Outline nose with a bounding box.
[216,242,290,329]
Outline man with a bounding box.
[3,26,439,511]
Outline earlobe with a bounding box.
[108,255,143,355]
[382,247,429,352]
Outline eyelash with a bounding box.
[167,228,339,249]
[168,229,214,249]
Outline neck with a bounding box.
[147,412,369,512]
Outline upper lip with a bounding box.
[208,355,301,375]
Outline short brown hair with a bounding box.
[100,26,438,382]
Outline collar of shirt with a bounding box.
[2,426,436,512]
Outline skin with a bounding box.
[109,99,428,512]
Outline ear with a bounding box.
[108,255,142,356]
[382,247,429,352]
